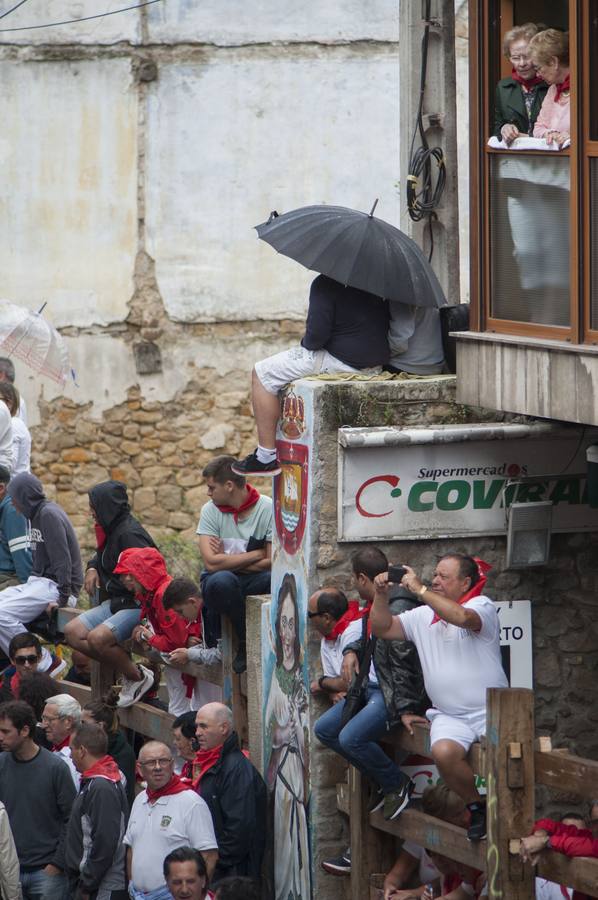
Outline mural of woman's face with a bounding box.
[279,593,296,669]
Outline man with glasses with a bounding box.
[124,741,218,900]
[41,694,82,789]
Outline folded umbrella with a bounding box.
[255,202,447,308]
[0,301,74,386]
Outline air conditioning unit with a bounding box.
[506,501,553,568]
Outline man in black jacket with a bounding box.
[314,546,427,824]
[64,481,155,699]
[232,274,389,476]
[65,722,129,900]
[0,473,83,660]
[194,702,266,886]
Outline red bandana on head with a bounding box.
[324,600,367,642]
[554,74,570,103]
[214,484,260,523]
[511,66,545,89]
[431,559,492,625]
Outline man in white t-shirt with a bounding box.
[371,553,508,844]
[124,741,218,899]
[197,456,272,675]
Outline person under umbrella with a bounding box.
[232,274,389,476]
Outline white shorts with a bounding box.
[254,346,364,394]
[427,707,486,752]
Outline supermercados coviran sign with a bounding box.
[338,423,598,541]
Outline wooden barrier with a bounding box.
[56,606,248,748]
[339,689,598,899]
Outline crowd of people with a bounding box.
[0,296,592,900]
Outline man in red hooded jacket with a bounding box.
[113,548,194,714]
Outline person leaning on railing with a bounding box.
[530,28,570,149]
[494,22,548,145]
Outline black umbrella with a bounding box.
[255,202,447,308]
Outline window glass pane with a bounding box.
[513,0,568,30]
[489,153,570,326]
[591,159,598,328]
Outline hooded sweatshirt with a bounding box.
[0,492,32,582]
[87,480,155,602]
[8,473,83,605]
[113,547,186,652]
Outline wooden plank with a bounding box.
[486,688,535,900]
[349,768,393,900]
[536,852,598,897]
[371,808,486,872]
[61,680,175,744]
[384,722,485,774]
[336,781,349,816]
[535,749,598,798]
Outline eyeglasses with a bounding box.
[139,757,173,768]
[14,654,39,665]
[509,55,530,63]
[40,715,62,724]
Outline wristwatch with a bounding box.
[418,584,428,596]
[318,675,328,690]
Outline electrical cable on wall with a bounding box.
[0,0,31,21]
[406,0,447,261]
[0,0,162,32]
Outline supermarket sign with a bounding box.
[338,424,598,541]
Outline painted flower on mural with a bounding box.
[265,573,311,900]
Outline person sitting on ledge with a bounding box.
[370,554,508,843]
[231,274,389,477]
[196,456,272,674]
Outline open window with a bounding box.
[470,1,597,344]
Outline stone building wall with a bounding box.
[295,377,598,889]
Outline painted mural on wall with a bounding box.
[263,382,314,900]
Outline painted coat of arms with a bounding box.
[274,441,309,555]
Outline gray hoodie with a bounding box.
[8,473,83,605]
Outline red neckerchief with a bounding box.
[554,74,570,103]
[180,760,194,780]
[182,673,196,698]
[324,600,367,641]
[511,66,545,89]
[82,754,121,782]
[214,484,260,523]
[52,735,71,752]
[430,559,492,625]
[146,773,191,804]
[192,745,223,787]
[9,671,20,698]
[94,524,107,550]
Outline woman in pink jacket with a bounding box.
[530,28,570,148]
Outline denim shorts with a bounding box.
[78,599,142,643]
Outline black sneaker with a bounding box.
[231,450,281,477]
[467,802,487,841]
[232,644,247,674]
[321,848,351,875]
[367,785,384,813]
[382,777,414,820]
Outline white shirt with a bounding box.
[124,789,217,892]
[11,416,30,474]
[53,745,80,790]
[17,397,27,426]
[399,596,508,717]
[535,878,572,899]
[320,616,378,684]
[0,405,12,473]
[401,840,440,884]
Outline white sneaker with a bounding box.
[117,665,154,708]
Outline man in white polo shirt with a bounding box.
[371,553,508,844]
[124,741,218,900]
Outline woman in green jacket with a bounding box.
[494,22,548,142]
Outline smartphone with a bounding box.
[388,564,407,583]
[159,652,172,665]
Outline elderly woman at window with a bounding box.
[530,28,570,148]
[494,23,548,145]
